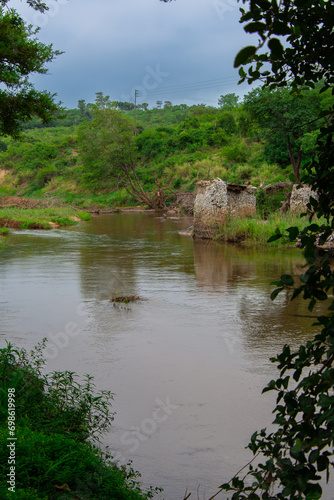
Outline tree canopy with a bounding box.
[243,85,332,182]
[77,105,162,208]
[218,93,239,110]
[0,1,60,137]
[235,0,334,91]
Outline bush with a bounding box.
[34,166,58,188]
[222,138,251,165]
[0,341,158,499]
[256,186,289,218]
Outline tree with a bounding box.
[218,92,239,110]
[114,101,135,111]
[243,86,330,182]
[94,91,112,110]
[0,1,61,137]
[77,109,161,208]
[77,99,86,116]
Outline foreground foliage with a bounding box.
[0,341,156,499]
[211,0,334,498]
[0,1,60,138]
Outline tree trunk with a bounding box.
[287,135,302,183]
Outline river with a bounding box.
[0,213,332,499]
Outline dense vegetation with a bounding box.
[1,0,334,497]
[1,86,332,212]
[0,1,60,138]
[0,341,158,499]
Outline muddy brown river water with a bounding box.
[0,213,333,499]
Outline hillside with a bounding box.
[0,88,331,210]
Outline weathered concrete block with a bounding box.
[290,184,318,215]
[193,179,256,238]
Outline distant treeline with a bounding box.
[0,87,332,209]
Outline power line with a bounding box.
[135,75,239,100]
[145,76,238,93]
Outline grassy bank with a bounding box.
[0,341,157,499]
[0,228,9,252]
[216,213,311,245]
[0,207,91,229]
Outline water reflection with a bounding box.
[0,214,332,499]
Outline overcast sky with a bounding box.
[11,0,257,109]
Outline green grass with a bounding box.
[0,341,158,499]
[0,207,91,229]
[0,228,9,251]
[216,213,315,245]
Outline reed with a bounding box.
[216,213,316,245]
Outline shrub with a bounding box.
[0,341,157,499]
[256,186,289,218]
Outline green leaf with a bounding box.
[306,488,322,500]
[319,394,334,407]
[297,475,307,492]
[308,299,316,312]
[244,21,267,33]
[234,46,257,68]
[291,438,305,458]
[291,287,303,300]
[238,66,246,78]
[262,379,277,393]
[314,289,327,301]
[267,233,282,243]
[317,455,329,472]
[271,287,284,300]
[286,226,300,241]
[309,449,319,464]
[307,223,320,232]
[280,274,294,286]
[272,21,291,36]
[268,38,284,58]
[219,483,231,490]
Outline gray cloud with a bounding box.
[9,0,256,108]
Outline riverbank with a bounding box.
[0,194,319,249]
[0,341,157,500]
[215,213,308,246]
[183,213,312,247]
[0,197,91,229]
